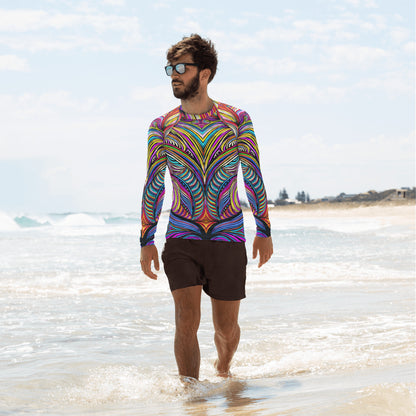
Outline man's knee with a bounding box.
[173,286,202,335]
[215,321,240,342]
[175,300,201,335]
[176,311,200,333]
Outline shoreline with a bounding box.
[249,199,416,226]
[268,199,415,211]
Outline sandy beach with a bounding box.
[267,200,415,226]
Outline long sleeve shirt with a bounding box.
[140,101,271,247]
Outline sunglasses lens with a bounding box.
[176,63,186,74]
[165,66,173,76]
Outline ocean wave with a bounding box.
[58,213,106,227]
[0,210,397,234]
[14,215,51,228]
[0,211,140,231]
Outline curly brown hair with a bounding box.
[166,34,218,83]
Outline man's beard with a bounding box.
[173,72,200,100]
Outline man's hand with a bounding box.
[140,245,160,279]
[252,236,273,268]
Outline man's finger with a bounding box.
[154,256,160,271]
[144,267,157,279]
[147,271,157,280]
[258,251,272,268]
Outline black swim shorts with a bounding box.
[161,238,247,301]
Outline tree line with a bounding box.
[269,188,311,205]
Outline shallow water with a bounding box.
[0,210,414,415]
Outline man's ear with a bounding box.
[200,68,211,83]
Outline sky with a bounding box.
[0,0,414,213]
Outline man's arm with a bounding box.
[140,117,167,277]
[237,110,273,267]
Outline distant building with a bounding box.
[394,188,410,199]
[286,198,301,205]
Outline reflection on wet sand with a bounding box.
[183,379,266,415]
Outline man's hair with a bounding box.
[166,34,218,83]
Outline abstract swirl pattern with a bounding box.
[140,101,270,246]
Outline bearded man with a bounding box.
[140,34,273,381]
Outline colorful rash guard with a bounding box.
[140,101,271,247]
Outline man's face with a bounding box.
[169,53,200,100]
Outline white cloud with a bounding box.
[233,54,348,76]
[174,19,201,35]
[210,81,346,104]
[367,13,387,30]
[102,0,125,5]
[256,26,302,43]
[389,26,411,44]
[0,34,137,52]
[263,131,414,166]
[0,54,28,71]
[229,18,248,27]
[152,1,172,10]
[402,41,415,54]
[0,9,142,51]
[0,91,109,121]
[0,91,114,158]
[344,0,378,8]
[0,9,139,32]
[324,44,389,69]
[355,70,413,95]
[0,10,139,33]
[292,19,357,42]
[131,85,177,111]
[236,56,299,75]
[261,130,414,199]
[0,90,148,211]
[0,9,46,31]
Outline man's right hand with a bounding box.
[140,245,160,280]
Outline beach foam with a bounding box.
[0,211,19,231]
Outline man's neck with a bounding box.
[180,92,213,115]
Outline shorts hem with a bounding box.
[170,283,203,293]
[203,287,246,301]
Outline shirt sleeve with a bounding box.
[237,110,271,238]
[140,117,167,247]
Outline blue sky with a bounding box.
[0,0,414,212]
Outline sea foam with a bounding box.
[0,211,19,231]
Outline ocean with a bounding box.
[0,208,414,415]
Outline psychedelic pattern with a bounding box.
[140,101,270,246]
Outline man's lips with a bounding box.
[172,81,183,87]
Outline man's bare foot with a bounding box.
[180,375,199,385]
[214,359,232,378]
[179,375,199,392]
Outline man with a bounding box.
[140,34,273,381]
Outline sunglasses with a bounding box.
[165,63,198,76]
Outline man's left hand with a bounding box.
[252,236,274,268]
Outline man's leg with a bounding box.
[211,298,241,377]
[172,285,202,380]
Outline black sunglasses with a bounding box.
[165,63,198,76]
